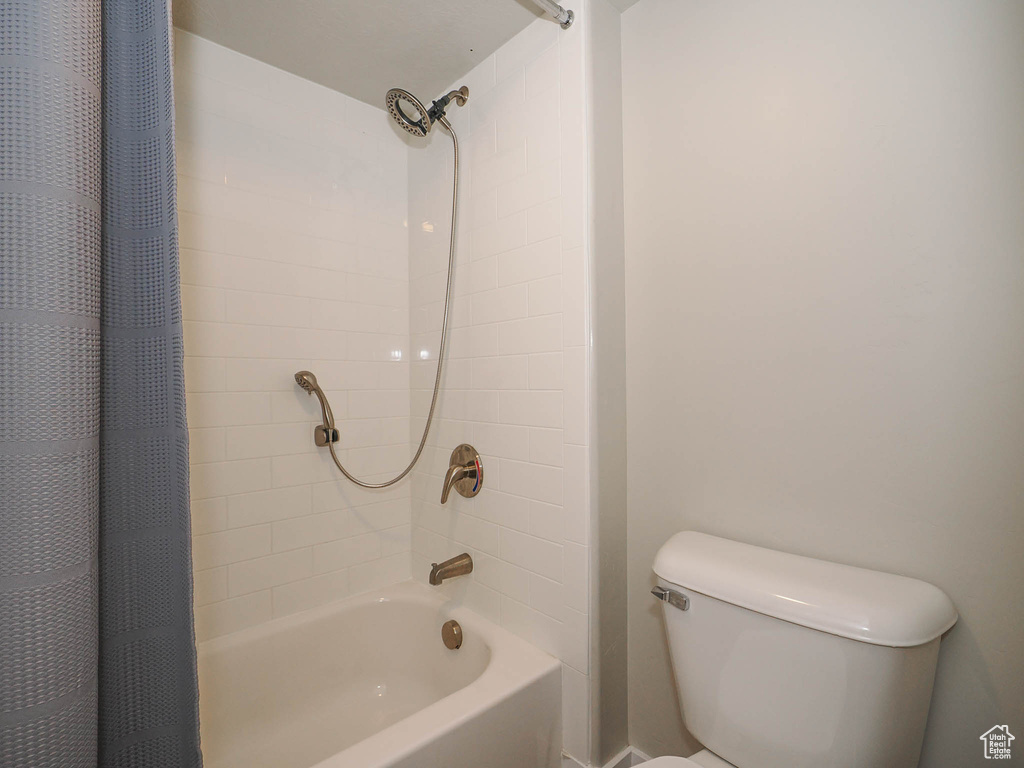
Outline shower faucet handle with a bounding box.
[440,444,483,504]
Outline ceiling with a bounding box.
[173,0,556,107]
[173,0,640,107]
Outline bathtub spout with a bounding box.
[429,553,473,585]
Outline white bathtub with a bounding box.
[197,580,562,768]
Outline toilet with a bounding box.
[640,532,958,768]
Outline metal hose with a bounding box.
[326,115,459,488]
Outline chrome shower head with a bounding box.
[385,86,469,138]
[294,370,319,394]
[386,88,431,137]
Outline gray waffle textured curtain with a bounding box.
[0,1,202,766]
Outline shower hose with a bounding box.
[327,115,459,489]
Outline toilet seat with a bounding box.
[637,759,700,767]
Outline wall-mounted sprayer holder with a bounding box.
[314,426,339,447]
[440,444,483,504]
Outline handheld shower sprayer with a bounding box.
[294,370,338,446]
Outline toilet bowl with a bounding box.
[647,532,957,768]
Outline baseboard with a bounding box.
[561,746,652,768]
[602,747,634,768]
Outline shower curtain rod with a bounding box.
[530,0,574,28]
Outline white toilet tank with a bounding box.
[653,532,957,768]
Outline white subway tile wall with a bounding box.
[406,18,593,761]
[174,30,414,642]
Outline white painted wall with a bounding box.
[174,31,414,640]
[404,16,595,763]
[621,1,1024,765]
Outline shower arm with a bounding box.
[530,0,574,28]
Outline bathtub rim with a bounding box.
[197,578,562,768]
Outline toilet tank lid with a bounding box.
[653,532,957,647]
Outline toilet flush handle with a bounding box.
[652,585,689,611]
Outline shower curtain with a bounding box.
[0,1,202,766]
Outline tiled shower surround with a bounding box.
[174,31,415,639]
[176,16,595,763]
